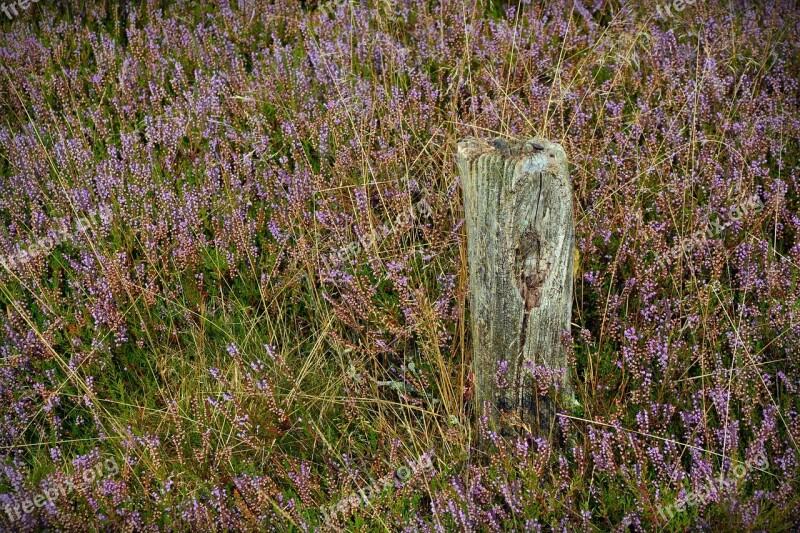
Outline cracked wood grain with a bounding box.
[457,136,575,440]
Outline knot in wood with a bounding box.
[513,228,552,311]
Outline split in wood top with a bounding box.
[456,136,569,172]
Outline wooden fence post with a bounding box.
[457,137,575,440]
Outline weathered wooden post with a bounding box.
[457,137,575,439]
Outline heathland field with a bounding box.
[1,1,799,530]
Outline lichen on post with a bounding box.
[457,136,576,440]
